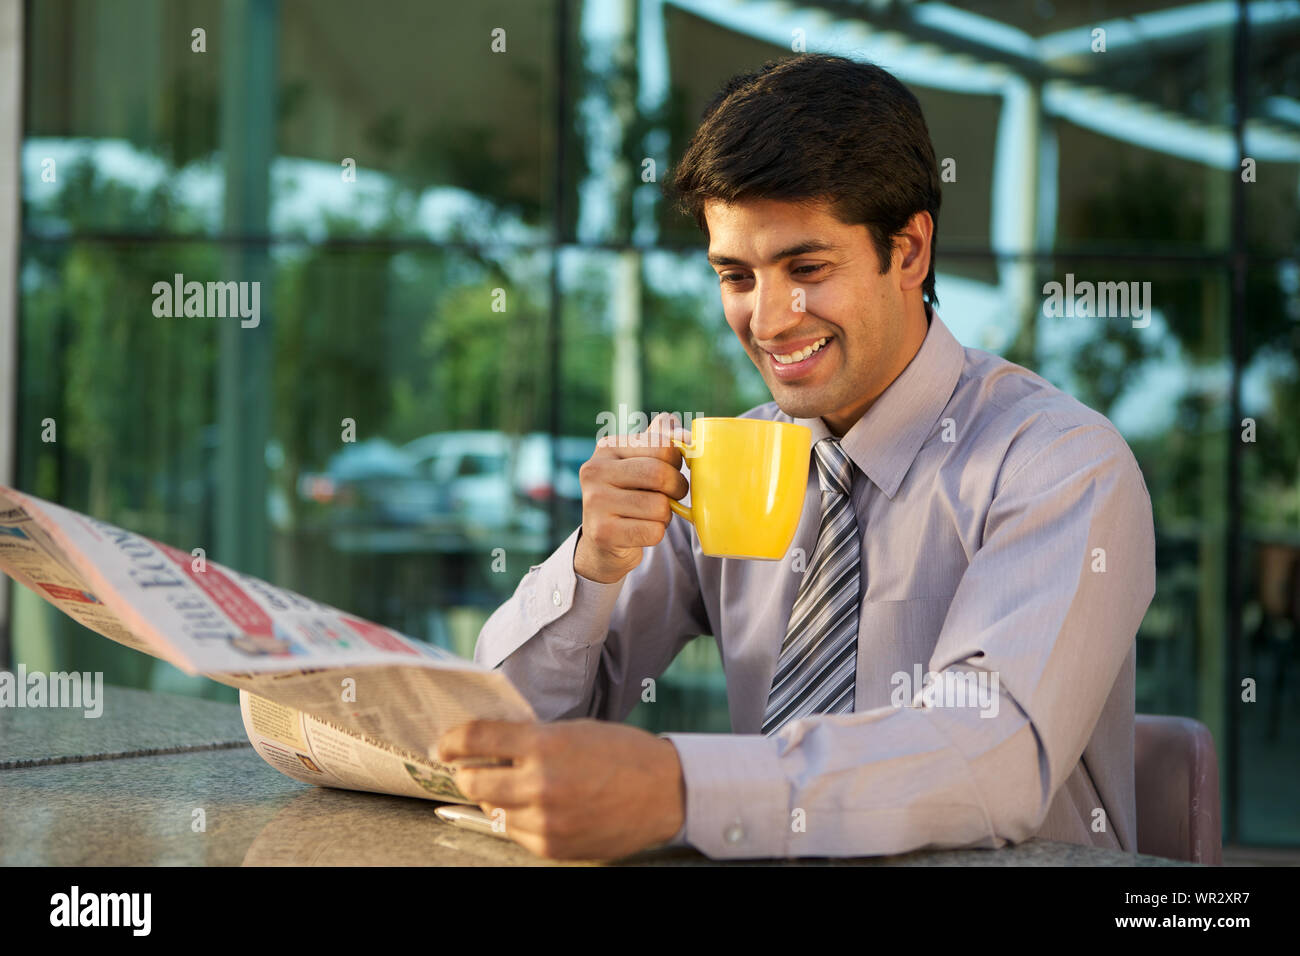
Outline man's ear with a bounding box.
[894,211,933,293]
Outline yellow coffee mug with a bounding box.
[668,417,812,559]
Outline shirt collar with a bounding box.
[791,306,964,499]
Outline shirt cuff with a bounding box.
[571,570,626,639]
[655,734,689,847]
[659,732,790,859]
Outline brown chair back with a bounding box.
[1134,714,1222,864]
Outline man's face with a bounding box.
[704,197,922,435]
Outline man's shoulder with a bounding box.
[732,348,1143,486]
[955,345,1141,485]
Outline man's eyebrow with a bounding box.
[706,241,840,268]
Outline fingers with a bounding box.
[574,412,695,582]
[473,802,551,847]
[579,454,689,519]
[587,462,687,507]
[456,767,531,807]
[581,515,669,550]
[584,412,692,498]
[595,412,691,465]
[458,768,574,849]
[436,719,535,764]
[644,411,693,449]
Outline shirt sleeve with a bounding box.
[475,510,712,725]
[661,424,1156,859]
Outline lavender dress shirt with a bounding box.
[474,308,1156,860]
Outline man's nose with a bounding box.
[749,275,802,343]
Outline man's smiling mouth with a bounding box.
[762,336,834,381]
[768,336,830,365]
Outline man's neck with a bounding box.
[821,300,931,436]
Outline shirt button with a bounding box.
[552,589,562,607]
[724,819,745,845]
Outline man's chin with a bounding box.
[755,360,842,420]
[766,388,834,422]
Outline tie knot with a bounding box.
[813,438,854,498]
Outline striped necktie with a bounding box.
[761,437,861,736]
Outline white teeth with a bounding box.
[773,337,828,365]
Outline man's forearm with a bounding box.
[474,526,626,721]
[661,675,1044,859]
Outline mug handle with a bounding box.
[668,437,694,523]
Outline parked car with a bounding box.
[297,438,446,528]
[403,431,592,538]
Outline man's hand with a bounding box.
[574,412,691,584]
[435,719,686,860]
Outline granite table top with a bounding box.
[0,685,1191,867]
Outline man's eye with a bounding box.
[720,265,822,284]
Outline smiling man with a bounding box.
[437,53,1156,861]
[704,198,929,435]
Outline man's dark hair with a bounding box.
[665,53,941,307]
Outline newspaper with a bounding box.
[0,486,536,805]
